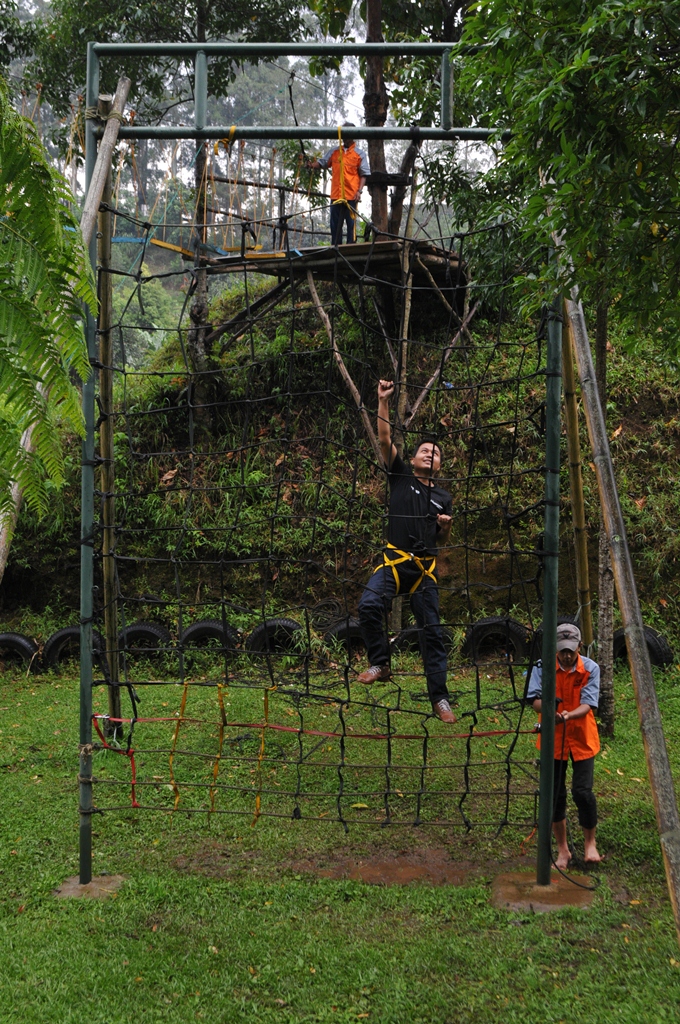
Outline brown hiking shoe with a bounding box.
[433,699,456,724]
[357,664,392,684]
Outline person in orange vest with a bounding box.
[527,622,603,868]
[308,124,370,245]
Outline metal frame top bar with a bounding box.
[92,41,469,57]
[107,125,507,142]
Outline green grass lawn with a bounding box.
[1,657,680,1023]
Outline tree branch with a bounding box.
[306,271,382,465]
[405,302,478,428]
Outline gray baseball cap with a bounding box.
[556,623,581,651]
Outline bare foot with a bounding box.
[555,848,572,870]
[583,828,603,864]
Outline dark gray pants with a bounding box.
[553,755,597,829]
[357,563,449,706]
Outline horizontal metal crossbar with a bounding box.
[92,41,474,57]
[107,125,507,142]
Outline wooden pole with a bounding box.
[561,303,594,647]
[97,95,121,734]
[394,171,418,454]
[567,291,680,944]
[80,76,132,248]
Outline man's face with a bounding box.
[557,647,578,669]
[411,443,441,476]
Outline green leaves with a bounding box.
[0,76,93,519]
[456,0,680,336]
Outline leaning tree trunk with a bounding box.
[388,141,420,238]
[596,293,615,737]
[364,0,389,237]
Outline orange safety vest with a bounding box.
[327,142,364,202]
[535,654,600,761]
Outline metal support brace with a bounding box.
[536,300,563,886]
[440,49,453,131]
[195,49,207,131]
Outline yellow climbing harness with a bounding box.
[374,543,437,595]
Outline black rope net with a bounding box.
[90,141,549,833]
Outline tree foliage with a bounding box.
[457,1,680,330]
[0,77,93,516]
[25,0,304,125]
[0,0,35,76]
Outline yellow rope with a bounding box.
[168,680,190,811]
[252,685,276,826]
[210,679,228,815]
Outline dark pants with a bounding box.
[330,200,357,244]
[357,563,449,706]
[553,755,598,829]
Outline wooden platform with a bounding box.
[202,239,465,291]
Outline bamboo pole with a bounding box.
[567,291,680,944]
[394,170,418,455]
[97,95,121,734]
[80,76,132,248]
[561,304,594,646]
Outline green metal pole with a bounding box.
[440,49,452,131]
[536,299,562,886]
[109,125,508,143]
[79,40,99,886]
[195,49,207,131]
[93,41,484,58]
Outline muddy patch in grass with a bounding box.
[286,847,475,885]
[170,838,539,885]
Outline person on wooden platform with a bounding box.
[528,623,604,868]
[308,123,370,245]
[356,379,456,724]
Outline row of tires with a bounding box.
[0,614,673,672]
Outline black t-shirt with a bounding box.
[386,453,452,557]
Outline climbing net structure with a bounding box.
[76,44,558,847]
[84,134,553,834]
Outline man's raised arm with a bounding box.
[377,380,398,468]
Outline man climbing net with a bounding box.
[357,380,456,724]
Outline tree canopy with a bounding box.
[456,0,680,332]
[25,0,304,126]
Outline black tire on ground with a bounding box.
[462,617,530,665]
[613,625,673,668]
[41,626,104,672]
[0,632,40,673]
[324,618,365,657]
[118,621,172,657]
[309,599,343,631]
[179,619,240,652]
[245,618,303,654]
[392,625,456,655]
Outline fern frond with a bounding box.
[0,76,93,517]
